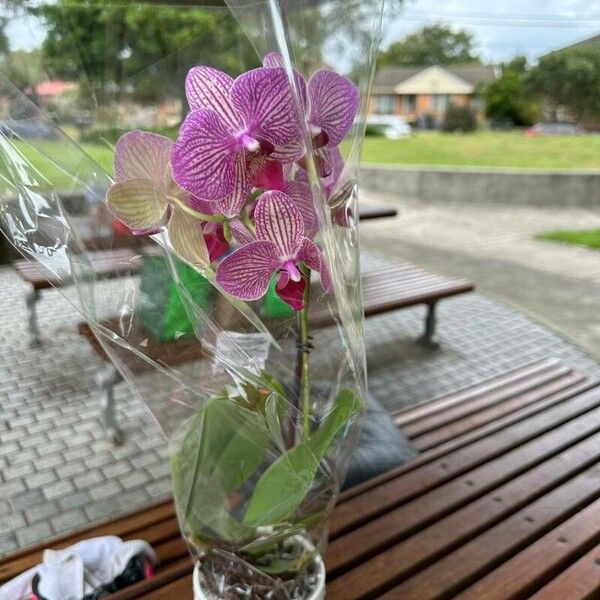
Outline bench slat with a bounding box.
[393,358,562,427]
[408,369,585,451]
[329,445,600,599]
[326,402,600,576]
[527,541,600,600]
[329,385,600,538]
[456,497,600,600]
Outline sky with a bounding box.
[382,0,600,63]
[3,0,600,65]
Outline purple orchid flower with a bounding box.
[263,54,359,164]
[216,191,331,310]
[171,66,304,218]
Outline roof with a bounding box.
[373,64,497,94]
[541,32,600,57]
[28,80,78,98]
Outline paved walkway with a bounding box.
[360,194,600,357]
[1,246,599,557]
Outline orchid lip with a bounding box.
[282,260,302,282]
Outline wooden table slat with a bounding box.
[330,385,600,538]
[410,370,587,451]
[527,541,600,600]
[403,363,575,439]
[329,454,600,599]
[456,497,600,600]
[327,411,600,577]
[381,462,600,600]
[392,358,562,426]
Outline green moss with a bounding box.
[537,229,600,250]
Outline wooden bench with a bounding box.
[13,203,398,347]
[77,263,473,443]
[2,359,598,599]
[14,248,144,346]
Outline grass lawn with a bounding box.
[3,139,114,190]
[360,131,600,170]
[537,229,600,250]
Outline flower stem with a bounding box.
[239,210,256,236]
[167,195,226,223]
[298,268,311,440]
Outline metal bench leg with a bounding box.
[25,289,41,347]
[419,302,440,348]
[95,365,124,445]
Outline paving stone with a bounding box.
[24,501,60,525]
[120,470,150,490]
[51,508,87,534]
[43,480,75,501]
[10,489,44,509]
[89,480,123,501]
[27,470,58,490]
[58,490,92,511]
[102,461,132,479]
[16,521,53,548]
[73,469,103,490]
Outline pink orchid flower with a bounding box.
[171,66,304,218]
[216,191,331,310]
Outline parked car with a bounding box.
[0,119,58,139]
[366,115,412,139]
[524,122,582,137]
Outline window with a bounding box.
[373,95,396,115]
[401,95,416,113]
[432,94,451,112]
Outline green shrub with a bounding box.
[442,104,478,133]
[364,124,386,137]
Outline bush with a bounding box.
[364,124,386,136]
[81,125,178,145]
[442,104,477,133]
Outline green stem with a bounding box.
[167,195,227,223]
[298,268,311,440]
[239,210,256,236]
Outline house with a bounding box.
[370,64,497,124]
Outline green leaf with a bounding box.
[171,395,272,542]
[242,390,363,526]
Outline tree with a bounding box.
[484,56,538,126]
[378,25,481,67]
[526,45,600,122]
[32,0,258,106]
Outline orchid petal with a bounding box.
[229,218,255,245]
[186,195,216,214]
[276,277,306,311]
[185,66,240,130]
[172,108,238,200]
[285,176,319,237]
[263,52,284,68]
[167,206,210,268]
[202,222,229,262]
[253,191,304,258]
[106,179,167,230]
[216,241,279,301]
[114,131,173,190]
[297,237,332,293]
[270,138,306,163]
[215,156,250,218]
[308,70,359,147]
[231,67,302,146]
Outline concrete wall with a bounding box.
[359,164,600,208]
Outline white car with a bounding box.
[367,115,412,139]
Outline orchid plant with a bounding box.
[106,57,362,589]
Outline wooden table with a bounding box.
[2,360,598,599]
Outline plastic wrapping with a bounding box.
[0,2,384,597]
